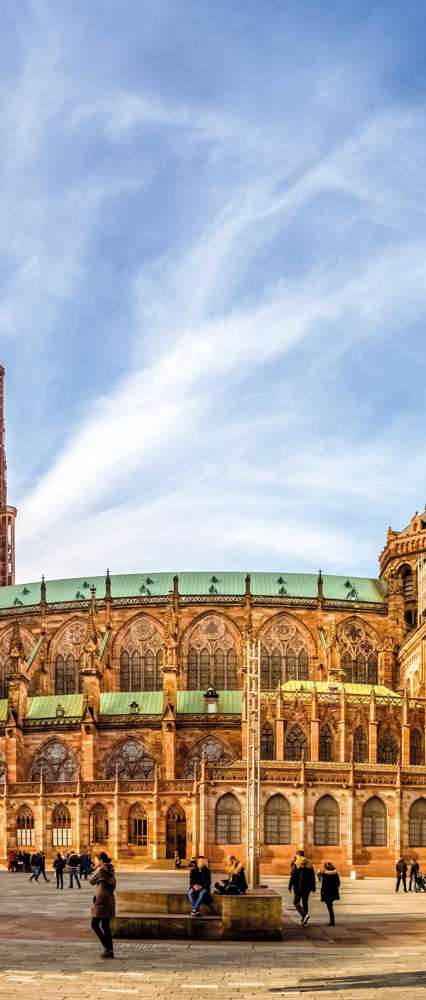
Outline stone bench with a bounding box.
[112,889,283,940]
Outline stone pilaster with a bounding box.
[310,686,319,761]
[369,688,377,764]
[162,704,176,779]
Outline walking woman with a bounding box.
[318,861,340,926]
[89,851,116,959]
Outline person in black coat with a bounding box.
[188,857,211,916]
[318,862,340,926]
[395,858,408,892]
[53,852,66,889]
[288,851,316,926]
[409,858,420,892]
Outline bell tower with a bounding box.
[0,366,16,586]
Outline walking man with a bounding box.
[189,856,212,916]
[409,858,420,892]
[288,850,316,926]
[29,851,40,882]
[68,849,81,889]
[37,851,49,882]
[395,857,408,892]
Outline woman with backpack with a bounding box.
[89,851,117,959]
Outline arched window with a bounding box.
[185,615,240,691]
[166,804,186,859]
[30,741,78,782]
[338,619,379,686]
[89,803,109,844]
[264,794,291,844]
[117,616,164,692]
[105,739,155,780]
[259,615,311,689]
[52,803,72,847]
[16,805,35,846]
[409,798,426,847]
[353,726,368,763]
[362,796,387,846]
[128,804,148,846]
[55,653,80,694]
[261,724,275,760]
[410,729,423,766]
[319,725,333,762]
[377,732,399,764]
[314,795,340,846]
[285,725,307,761]
[400,565,413,599]
[183,737,233,778]
[215,793,241,844]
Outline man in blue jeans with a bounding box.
[67,850,81,889]
[188,856,211,916]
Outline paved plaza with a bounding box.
[0,870,425,998]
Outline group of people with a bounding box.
[395,857,426,892]
[188,854,248,915]
[288,851,341,926]
[23,849,94,887]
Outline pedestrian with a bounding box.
[288,850,316,926]
[174,850,181,869]
[89,851,116,959]
[29,851,40,883]
[395,858,408,892]
[53,852,66,890]
[318,862,340,926]
[68,849,81,889]
[188,856,212,916]
[37,850,49,882]
[409,858,420,892]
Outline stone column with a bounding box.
[113,769,120,863]
[369,689,377,764]
[401,691,410,766]
[394,788,402,862]
[192,777,199,858]
[310,686,319,762]
[2,775,8,857]
[76,771,81,853]
[275,687,284,760]
[299,754,306,849]
[152,765,159,861]
[346,759,355,870]
[338,689,346,762]
[198,756,207,857]
[161,709,176,780]
[38,773,45,852]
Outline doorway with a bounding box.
[166,803,187,859]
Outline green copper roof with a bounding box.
[100,691,163,715]
[27,694,84,719]
[282,680,399,698]
[0,571,387,609]
[177,691,242,714]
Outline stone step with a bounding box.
[112,913,222,940]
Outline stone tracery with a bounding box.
[116,616,164,691]
[183,736,233,778]
[259,614,312,689]
[183,614,240,690]
[338,619,378,684]
[105,738,155,780]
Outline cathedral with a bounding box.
[0,367,426,874]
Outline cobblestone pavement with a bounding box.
[1,871,426,998]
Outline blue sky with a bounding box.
[1,0,426,582]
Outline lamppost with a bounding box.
[246,638,261,890]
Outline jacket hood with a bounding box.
[99,863,116,886]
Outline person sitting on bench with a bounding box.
[188,856,211,916]
[214,854,248,895]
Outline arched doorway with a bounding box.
[166,804,186,860]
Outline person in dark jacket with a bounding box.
[288,851,316,925]
[29,851,40,882]
[409,858,420,892]
[189,857,211,915]
[37,851,49,882]
[68,851,81,889]
[396,858,408,892]
[318,862,340,926]
[89,851,116,959]
[53,852,66,889]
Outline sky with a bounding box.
[1,0,426,583]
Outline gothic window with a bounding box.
[260,724,275,760]
[0,626,33,699]
[409,798,426,847]
[264,794,291,844]
[51,621,87,695]
[105,738,155,780]
[128,803,148,846]
[185,615,240,690]
[52,803,72,847]
[410,729,423,766]
[183,737,233,778]
[285,725,307,761]
[16,805,35,847]
[362,796,387,846]
[28,669,42,696]
[353,726,368,763]
[55,653,80,695]
[377,732,399,764]
[338,620,379,686]
[314,795,340,846]
[89,803,109,844]
[215,793,241,844]
[30,741,78,781]
[117,616,164,692]
[319,725,333,762]
[259,615,311,689]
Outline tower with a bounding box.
[0,366,16,586]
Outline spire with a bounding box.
[105,568,111,600]
[40,575,46,605]
[317,569,323,603]
[0,367,17,587]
